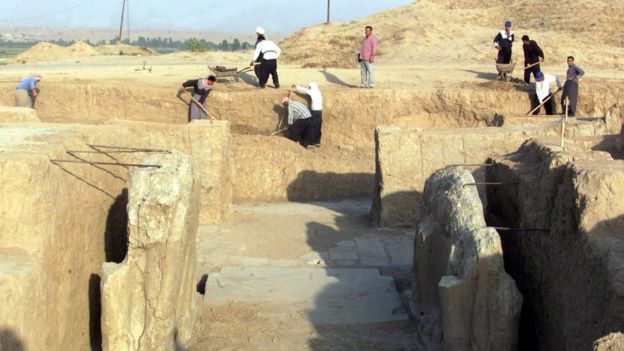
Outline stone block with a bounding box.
[101,151,201,351]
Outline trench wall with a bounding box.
[486,140,624,350]
[372,110,621,227]
[1,81,621,149]
[0,121,230,350]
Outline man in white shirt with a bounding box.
[534,71,562,115]
[250,33,281,89]
[292,81,323,146]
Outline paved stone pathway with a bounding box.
[192,199,424,351]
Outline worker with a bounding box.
[561,56,585,117]
[493,21,514,64]
[358,25,378,88]
[282,97,312,147]
[178,75,216,122]
[253,26,265,80]
[292,82,323,147]
[534,71,562,115]
[15,73,42,108]
[250,33,281,89]
[522,35,544,83]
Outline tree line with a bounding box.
[0,36,253,53]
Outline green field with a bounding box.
[0,46,25,59]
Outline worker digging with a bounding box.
[178,75,216,121]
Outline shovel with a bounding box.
[526,88,562,115]
[177,90,214,120]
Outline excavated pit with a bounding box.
[1,81,622,204]
[485,139,624,350]
[0,75,623,350]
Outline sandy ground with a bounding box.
[193,200,422,351]
[0,38,622,350]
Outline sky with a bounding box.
[0,0,412,34]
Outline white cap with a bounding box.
[256,26,266,35]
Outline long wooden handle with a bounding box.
[523,62,541,70]
[179,91,214,120]
[526,88,562,116]
[270,126,289,135]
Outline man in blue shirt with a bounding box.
[15,73,42,108]
[561,56,585,117]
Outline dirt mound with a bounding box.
[65,41,98,57]
[11,42,66,63]
[11,41,100,63]
[280,0,624,69]
[95,44,157,56]
[594,333,624,351]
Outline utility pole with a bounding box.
[126,0,130,42]
[326,0,331,24]
[118,0,126,43]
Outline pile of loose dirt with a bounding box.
[95,43,157,56]
[280,0,624,69]
[11,42,67,63]
[11,41,100,63]
[65,41,98,57]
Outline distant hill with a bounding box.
[279,0,624,69]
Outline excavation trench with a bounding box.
[484,139,624,350]
[2,81,620,204]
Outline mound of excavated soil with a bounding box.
[280,0,624,69]
[95,44,157,56]
[11,41,99,63]
[11,42,66,63]
[594,333,624,351]
[65,41,98,57]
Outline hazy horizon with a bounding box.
[0,0,413,35]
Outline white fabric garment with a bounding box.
[295,82,323,111]
[252,40,281,61]
[535,73,562,102]
[493,29,514,48]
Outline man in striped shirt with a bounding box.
[282,97,312,147]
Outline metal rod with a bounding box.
[87,144,171,153]
[447,164,493,167]
[66,151,126,180]
[492,226,550,232]
[463,182,518,186]
[50,159,160,168]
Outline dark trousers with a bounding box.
[289,118,310,147]
[497,48,512,64]
[524,63,540,83]
[531,93,556,115]
[254,60,261,80]
[561,80,579,116]
[259,59,279,88]
[542,93,556,115]
[308,110,323,145]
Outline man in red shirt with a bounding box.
[358,26,378,88]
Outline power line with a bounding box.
[0,0,100,23]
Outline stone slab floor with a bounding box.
[190,199,425,351]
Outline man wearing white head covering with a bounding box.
[250,27,281,88]
[293,81,323,147]
[15,73,42,108]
